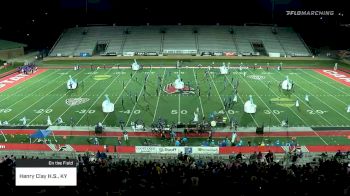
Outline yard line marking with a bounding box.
[312,130,329,145]
[224,75,259,126]
[300,69,350,102]
[76,73,122,125]
[1,71,64,109]
[192,68,205,118]
[126,67,153,126]
[152,68,167,123]
[0,70,60,104]
[101,71,138,124]
[208,71,230,120]
[28,69,113,125]
[240,73,282,124]
[246,68,309,126]
[8,71,85,123]
[268,71,333,126]
[292,70,350,122]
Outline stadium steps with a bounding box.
[274,33,287,56]
[160,33,165,54]
[194,32,199,55]
[120,33,128,54]
[296,32,312,56]
[231,31,239,53]
[72,30,86,56]
[49,29,66,56]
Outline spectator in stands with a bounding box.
[265,150,274,163]
[257,151,264,162]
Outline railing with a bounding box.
[49,29,66,56]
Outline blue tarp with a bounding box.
[30,130,52,139]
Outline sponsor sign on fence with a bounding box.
[123,52,135,56]
[146,52,158,56]
[191,147,219,154]
[135,146,185,154]
[213,52,224,56]
[224,52,235,56]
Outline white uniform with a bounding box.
[231,132,237,144]
[334,63,338,71]
[20,117,27,126]
[295,100,300,107]
[305,95,309,103]
[233,95,238,102]
[347,105,350,113]
[47,116,52,126]
[123,132,129,141]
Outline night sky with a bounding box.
[0,0,348,50]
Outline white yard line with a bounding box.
[312,130,329,145]
[178,69,181,123]
[126,68,153,126]
[246,69,309,126]
[299,69,350,105]
[301,69,349,95]
[268,71,334,126]
[28,70,112,125]
[208,72,230,120]
[0,70,60,103]
[75,74,122,125]
[246,69,329,145]
[3,71,65,109]
[240,73,282,124]
[152,68,167,123]
[101,71,138,124]
[224,75,259,126]
[192,68,205,118]
[288,71,350,122]
[8,71,84,123]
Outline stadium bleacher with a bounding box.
[49,25,311,57]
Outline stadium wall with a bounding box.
[43,55,327,61]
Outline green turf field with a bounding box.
[1,65,350,128]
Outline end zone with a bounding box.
[314,69,350,87]
[0,69,47,93]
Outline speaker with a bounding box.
[95,126,103,134]
[256,126,264,134]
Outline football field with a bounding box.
[1,65,350,129]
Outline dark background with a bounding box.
[0,0,348,52]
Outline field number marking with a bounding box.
[306,109,327,115]
[34,109,53,114]
[75,109,95,114]
[119,110,141,114]
[171,109,188,115]
[264,110,283,115]
[0,109,12,113]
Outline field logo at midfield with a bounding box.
[270,97,295,108]
[65,98,90,106]
[164,84,195,95]
[93,75,111,81]
[247,75,265,80]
